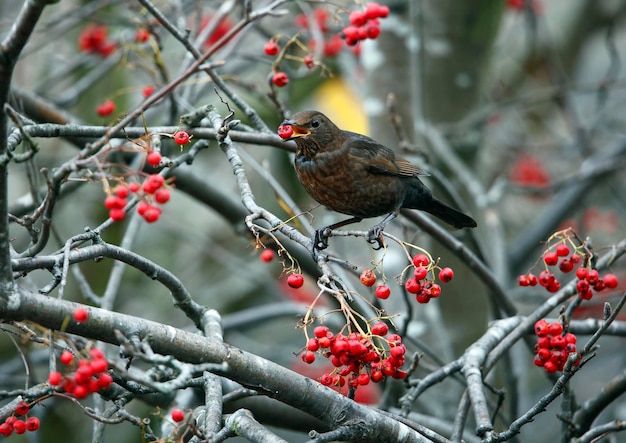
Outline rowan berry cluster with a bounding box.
[402,254,454,304]
[302,324,407,392]
[48,348,113,399]
[533,319,579,373]
[340,2,389,46]
[78,24,117,57]
[518,239,618,299]
[104,175,171,223]
[265,3,390,87]
[0,401,40,437]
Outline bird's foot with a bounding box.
[313,228,331,251]
[366,225,385,250]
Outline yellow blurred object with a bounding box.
[313,78,368,135]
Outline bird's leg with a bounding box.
[366,212,398,250]
[313,216,363,251]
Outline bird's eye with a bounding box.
[311,119,320,128]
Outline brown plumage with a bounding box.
[280,110,476,250]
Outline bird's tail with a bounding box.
[423,198,477,229]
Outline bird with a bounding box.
[279,110,477,251]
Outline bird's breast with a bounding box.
[294,150,405,218]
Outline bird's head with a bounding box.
[278,111,340,148]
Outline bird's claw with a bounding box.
[313,228,330,251]
[366,227,385,250]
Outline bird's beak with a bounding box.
[281,120,310,139]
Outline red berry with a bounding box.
[564,333,577,344]
[360,269,377,287]
[174,131,190,145]
[579,289,593,300]
[323,34,343,57]
[415,292,430,304]
[277,124,293,139]
[570,253,582,264]
[271,71,289,87]
[142,85,156,98]
[301,350,316,364]
[538,270,555,287]
[109,208,125,222]
[143,206,161,223]
[264,40,280,56]
[303,54,315,69]
[96,100,115,117]
[14,401,29,416]
[90,358,108,374]
[371,322,388,336]
[137,201,150,216]
[603,273,618,289]
[593,280,606,292]
[171,409,185,423]
[259,249,275,263]
[414,266,427,280]
[12,420,26,435]
[559,259,573,273]
[438,267,454,283]
[377,4,389,17]
[375,285,391,299]
[60,350,74,365]
[104,195,125,209]
[534,319,549,336]
[313,325,329,338]
[371,370,384,383]
[429,283,442,298]
[128,182,140,193]
[404,278,421,294]
[365,24,381,39]
[74,308,89,323]
[135,28,150,43]
[320,374,333,385]
[74,385,89,399]
[307,338,320,351]
[548,322,563,336]
[115,185,129,198]
[349,10,367,26]
[543,361,558,373]
[546,279,561,293]
[146,151,162,167]
[154,189,171,204]
[412,254,430,267]
[25,417,40,432]
[543,251,558,266]
[0,422,12,437]
[97,373,113,389]
[357,373,370,385]
[49,371,62,386]
[586,269,599,285]
[287,273,304,288]
[575,267,588,280]
[556,244,570,257]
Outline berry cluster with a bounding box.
[104,175,171,223]
[0,401,40,437]
[302,325,407,392]
[533,320,579,373]
[403,254,453,304]
[48,348,113,399]
[340,2,389,46]
[78,24,117,57]
[518,241,618,298]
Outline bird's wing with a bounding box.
[344,132,429,178]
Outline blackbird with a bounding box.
[279,110,477,250]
